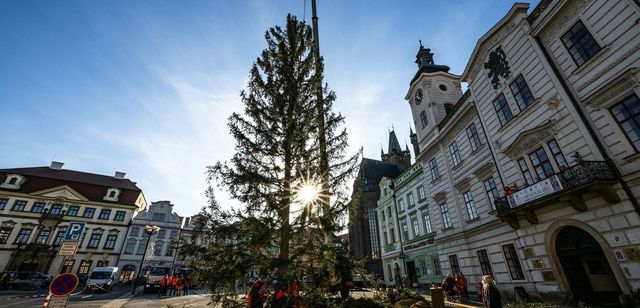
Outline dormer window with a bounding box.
[103,188,121,202]
[1,174,26,190]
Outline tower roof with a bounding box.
[410,45,451,85]
[388,130,402,153]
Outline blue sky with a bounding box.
[0,1,539,217]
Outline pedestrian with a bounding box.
[441,273,455,300]
[159,274,169,297]
[271,288,288,308]
[481,275,502,308]
[176,274,185,296]
[183,276,190,296]
[169,274,177,296]
[456,272,469,301]
[248,279,265,308]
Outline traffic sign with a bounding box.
[58,241,78,256]
[50,273,79,296]
[64,222,85,241]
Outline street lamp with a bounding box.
[131,224,160,295]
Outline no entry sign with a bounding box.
[49,273,79,296]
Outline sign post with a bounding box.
[44,273,79,308]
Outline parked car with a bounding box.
[3,271,51,290]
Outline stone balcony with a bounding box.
[496,161,619,229]
[383,242,398,253]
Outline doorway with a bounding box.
[406,261,417,285]
[18,259,38,272]
[556,226,621,304]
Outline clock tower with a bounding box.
[405,43,463,155]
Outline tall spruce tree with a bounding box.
[179,14,360,306]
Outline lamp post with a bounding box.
[131,224,160,295]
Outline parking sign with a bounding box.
[64,222,85,241]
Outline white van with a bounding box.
[87,267,118,292]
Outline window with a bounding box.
[503,243,525,280]
[152,213,166,221]
[36,229,50,244]
[31,202,45,213]
[67,206,80,216]
[78,260,92,275]
[477,249,493,276]
[124,239,136,254]
[389,228,395,243]
[53,230,65,245]
[420,111,428,129]
[8,178,16,185]
[136,238,147,255]
[466,123,481,151]
[611,95,640,152]
[109,191,116,198]
[368,207,380,259]
[420,259,428,276]
[432,257,442,276]
[429,158,440,180]
[15,228,32,244]
[154,241,164,256]
[402,224,409,241]
[547,139,568,169]
[11,200,27,211]
[87,233,102,248]
[444,103,454,114]
[0,198,7,210]
[406,193,415,208]
[104,234,117,249]
[417,185,426,201]
[440,203,453,229]
[398,199,405,212]
[423,214,433,234]
[412,218,420,238]
[157,230,166,239]
[484,178,499,211]
[448,255,461,275]
[493,94,513,126]
[561,20,601,66]
[83,207,96,218]
[463,191,478,220]
[449,142,461,166]
[97,260,109,267]
[518,159,535,186]
[439,84,448,91]
[387,207,392,218]
[381,211,385,222]
[509,75,534,110]
[165,244,174,256]
[98,209,111,220]
[130,226,141,237]
[529,147,554,180]
[50,204,63,215]
[62,259,75,273]
[114,210,126,221]
[0,228,12,243]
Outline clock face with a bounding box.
[415,90,423,105]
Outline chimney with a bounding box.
[50,161,64,170]
[114,171,126,179]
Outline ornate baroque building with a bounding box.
[0,162,146,279]
[117,200,183,282]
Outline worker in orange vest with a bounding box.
[169,274,177,296]
[159,274,169,296]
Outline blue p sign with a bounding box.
[64,222,85,241]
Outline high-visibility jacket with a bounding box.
[160,277,168,286]
[170,276,177,287]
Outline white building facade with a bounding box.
[116,200,183,283]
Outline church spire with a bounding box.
[388,129,401,154]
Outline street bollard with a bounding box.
[430,286,445,308]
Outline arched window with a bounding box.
[420,111,428,128]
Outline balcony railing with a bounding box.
[496,161,619,229]
[383,242,398,253]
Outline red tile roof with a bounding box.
[0,166,142,207]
